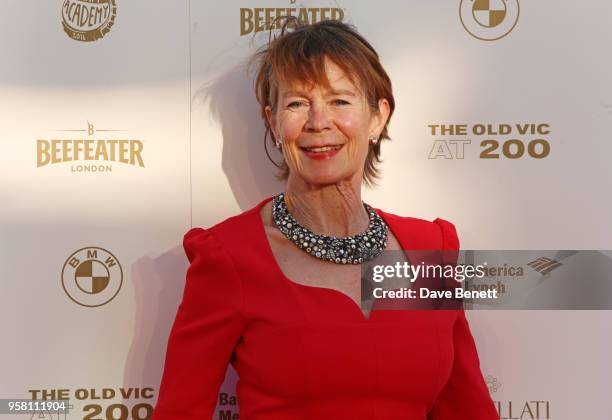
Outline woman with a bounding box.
[153,18,497,420]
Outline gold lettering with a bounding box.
[37,139,145,168]
[239,7,344,35]
[51,140,62,164]
[95,140,109,161]
[71,4,81,25]
[520,402,535,419]
[88,4,107,28]
[107,140,118,161]
[79,4,89,27]
[68,256,80,268]
[264,8,274,30]
[240,8,253,36]
[537,124,550,135]
[89,6,96,26]
[84,140,95,160]
[274,8,286,29]
[254,8,264,33]
[73,140,84,161]
[141,388,154,399]
[286,8,297,30]
[37,140,50,167]
[298,8,309,23]
[309,8,318,22]
[119,140,129,163]
[130,140,145,167]
[62,139,72,162]
[105,256,116,268]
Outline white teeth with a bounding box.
[305,145,341,152]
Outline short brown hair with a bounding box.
[251,17,395,186]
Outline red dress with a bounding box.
[152,196,498,420]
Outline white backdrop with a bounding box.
[1,1,611,419]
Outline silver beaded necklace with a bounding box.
[271,193,388,264]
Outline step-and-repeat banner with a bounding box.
[1,1,611,419]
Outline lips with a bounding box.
[300,144,344,160]
[301,145,343,153]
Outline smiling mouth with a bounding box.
[300,145,343,153]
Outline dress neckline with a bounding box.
[251,195,412,323]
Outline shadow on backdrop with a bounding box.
[193,60,285,211]
[124,246,240,418]
[123,248,185,413]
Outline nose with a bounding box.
[304,101,332,133]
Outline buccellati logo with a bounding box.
[485,375,501,393]
[62,0,117,42]
[459,0,519,41]
[485,373,552,419]
[61,247,123,307]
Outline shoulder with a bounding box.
[183,197,271,261]
[375,208,460,250]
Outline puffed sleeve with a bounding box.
[152,227,245,420]
[427,219,498,420]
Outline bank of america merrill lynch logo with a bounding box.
[460,0,520,41]
[527,257,562,275]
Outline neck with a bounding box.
[283,174,369,237]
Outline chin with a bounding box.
[300,170,355,187]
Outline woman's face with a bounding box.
[265,58,389,187]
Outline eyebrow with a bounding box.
[282,89,357,98]
[329,89,357,97]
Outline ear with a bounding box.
[264,105,278,139]
[370,98,391,137]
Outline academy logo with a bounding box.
[459,0,519,41]
[61,247,123,307]
[62,0,117,42]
